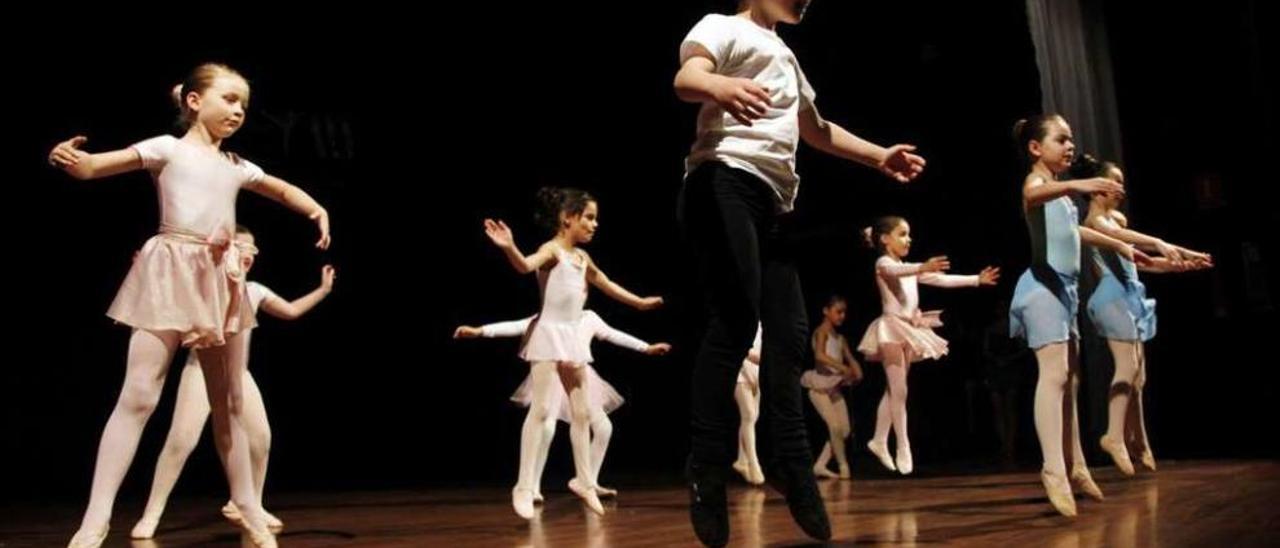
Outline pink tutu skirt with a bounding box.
[857,311,949,363]
[106,230,255,349]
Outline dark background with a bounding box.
[5,1,1275,504]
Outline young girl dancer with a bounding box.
[483,187,662,518]
[675,0,926,542]
[131,227,336,539]
[732,324,765,485]
[1073,156,1212,475]
[858,218,998,475]
[803,296,863,480]
[49,63,331,548]
[455,311,669,501]
[1008,114,1143,517]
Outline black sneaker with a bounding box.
[686,457,730,547]
[768,460,832,541]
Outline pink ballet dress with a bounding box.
[857,255,978,363]
[107,135,265,349]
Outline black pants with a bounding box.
[679,162,813,468]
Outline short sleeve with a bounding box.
[247,281,280,313]
[680,14,736,68]
[130,135,178,170]
[237,157,266,185]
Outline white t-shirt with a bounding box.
[681,14,820,213]
[246,281,279,315]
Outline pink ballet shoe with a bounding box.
[895,446,914,475]
[67,526,109,548]
[568,477,605,515]
[512,488,536,519]
[1137,449,1157,472]
[130,515,159,540]
[1041,470,1077,517]
[1070,467,1105,501]
[867,440,897,472]
[222,502,277,547]
[1100,435,1135,476]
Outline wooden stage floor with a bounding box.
[4,460,1276,547]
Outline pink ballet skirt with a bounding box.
[106,226,256,349]
[857,310,949,363]
[509,365,625,423]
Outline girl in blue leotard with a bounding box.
[1010,114,1150,517]
[1072,155,1213,477]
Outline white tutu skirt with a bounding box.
[519,318,592,365]
[510,365,624,423]
[800,370,848,394]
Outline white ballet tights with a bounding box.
[75,329,270,537]
[809,389,851,473]
[1105,340,1152,454]
[872,344,911,455]
[516,362,596,493]
[733,383,763,477]
[1032,340,1088,476]
[136,358,272,526]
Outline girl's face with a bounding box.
[1094,166,1126,209]
[824,300,847,326]
[189,75,250,140]
[564,200,599,245]
[236,232,257,273]
[1030,117,1076,174]
[880,220,912,259]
